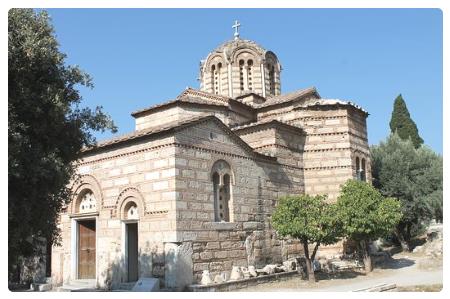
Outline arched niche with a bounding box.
[232,48,262,65]
[205,54,226,70]
[115,187,146,220]
[70,175,103,214]
[210,159,235,185]
[265,51,281,72]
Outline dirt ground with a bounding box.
[238,251,443,292]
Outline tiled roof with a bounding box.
[81,114,277,162]
[82,114,216,152]
[256,87,320,108]
[231,118,304,134]
[131,88,254,117]
[302,98,369,115]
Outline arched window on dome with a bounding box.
[211,64,216,93]
[269,64,275,94]
[239,59,245,92]
[216,63,222,95]
[247,59,253,91]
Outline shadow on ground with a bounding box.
[376,257,415,270]
[316,270,365,282]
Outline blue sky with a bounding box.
[47,8,443,153]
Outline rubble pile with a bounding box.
[412,223,443,258]
[199,258,299,285]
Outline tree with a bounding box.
[272,195,341,282]
[371,133,443,250]
[8,9,116,281]
[389,94,423,148]
[337,180,402,272]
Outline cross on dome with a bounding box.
[232,20,241,40]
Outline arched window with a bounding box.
[355,157,361,181]
[211,160,233,222]
[77,190,97,213]
[123,201,139,220]
[239,59,245,91]
[361,158,366,182]
[211,65,216,92]
[247,59,253,91]
[216,63,222,95]
[269,64,275,94]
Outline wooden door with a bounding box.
[78,220,96,279]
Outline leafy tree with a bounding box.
[272,195,342,282]
[8,9,116,281]
[371,133,443,250]
[337,180,402,272]
[389,94,423,148]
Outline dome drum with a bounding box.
[200,38,281,98]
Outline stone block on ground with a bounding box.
[214,273,226,283]
[131,278,160,292]
[229,266,244,280]
[200,270,213,285]
[248,266,257,277]
[261,264,277,275]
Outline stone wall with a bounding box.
[256,104,370,202]
[52,99,370,290]
[234,123,305,168]
[52,135,179,288]
[173,119,305,284]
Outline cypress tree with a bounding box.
[389,94,423,148]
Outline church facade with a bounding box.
[51,25,371,290]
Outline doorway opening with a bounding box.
[77,220,96,279]
[126,222,138,282]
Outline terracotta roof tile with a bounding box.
[301,98,369,115]
[131,88,254,117]
[82,114,216,152]
[231,118,304,134]
[256,87,320,108]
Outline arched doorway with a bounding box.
[122,200,139,282]
[75,190,98,279]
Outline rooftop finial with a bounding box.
[232,20,241,40]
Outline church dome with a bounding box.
[212,38,267,58]
[199,22,281,98]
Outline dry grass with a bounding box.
[396,284,442,292]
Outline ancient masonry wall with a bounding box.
[134,106,223,131]
[135,106,183,131]
[256,105,369,202]
[347,109,372,183]
[52,135,179,288]
[135,104,254,132]
[173,120,305,284]
[234,124,305,169]
[292,108,354,202]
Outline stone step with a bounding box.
[30,283,52,292]
[354,283,397,292]
[57,286,99,292]
[115,282,137,290]
[58,279,97,292]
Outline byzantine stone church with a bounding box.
[51,22,371,290]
